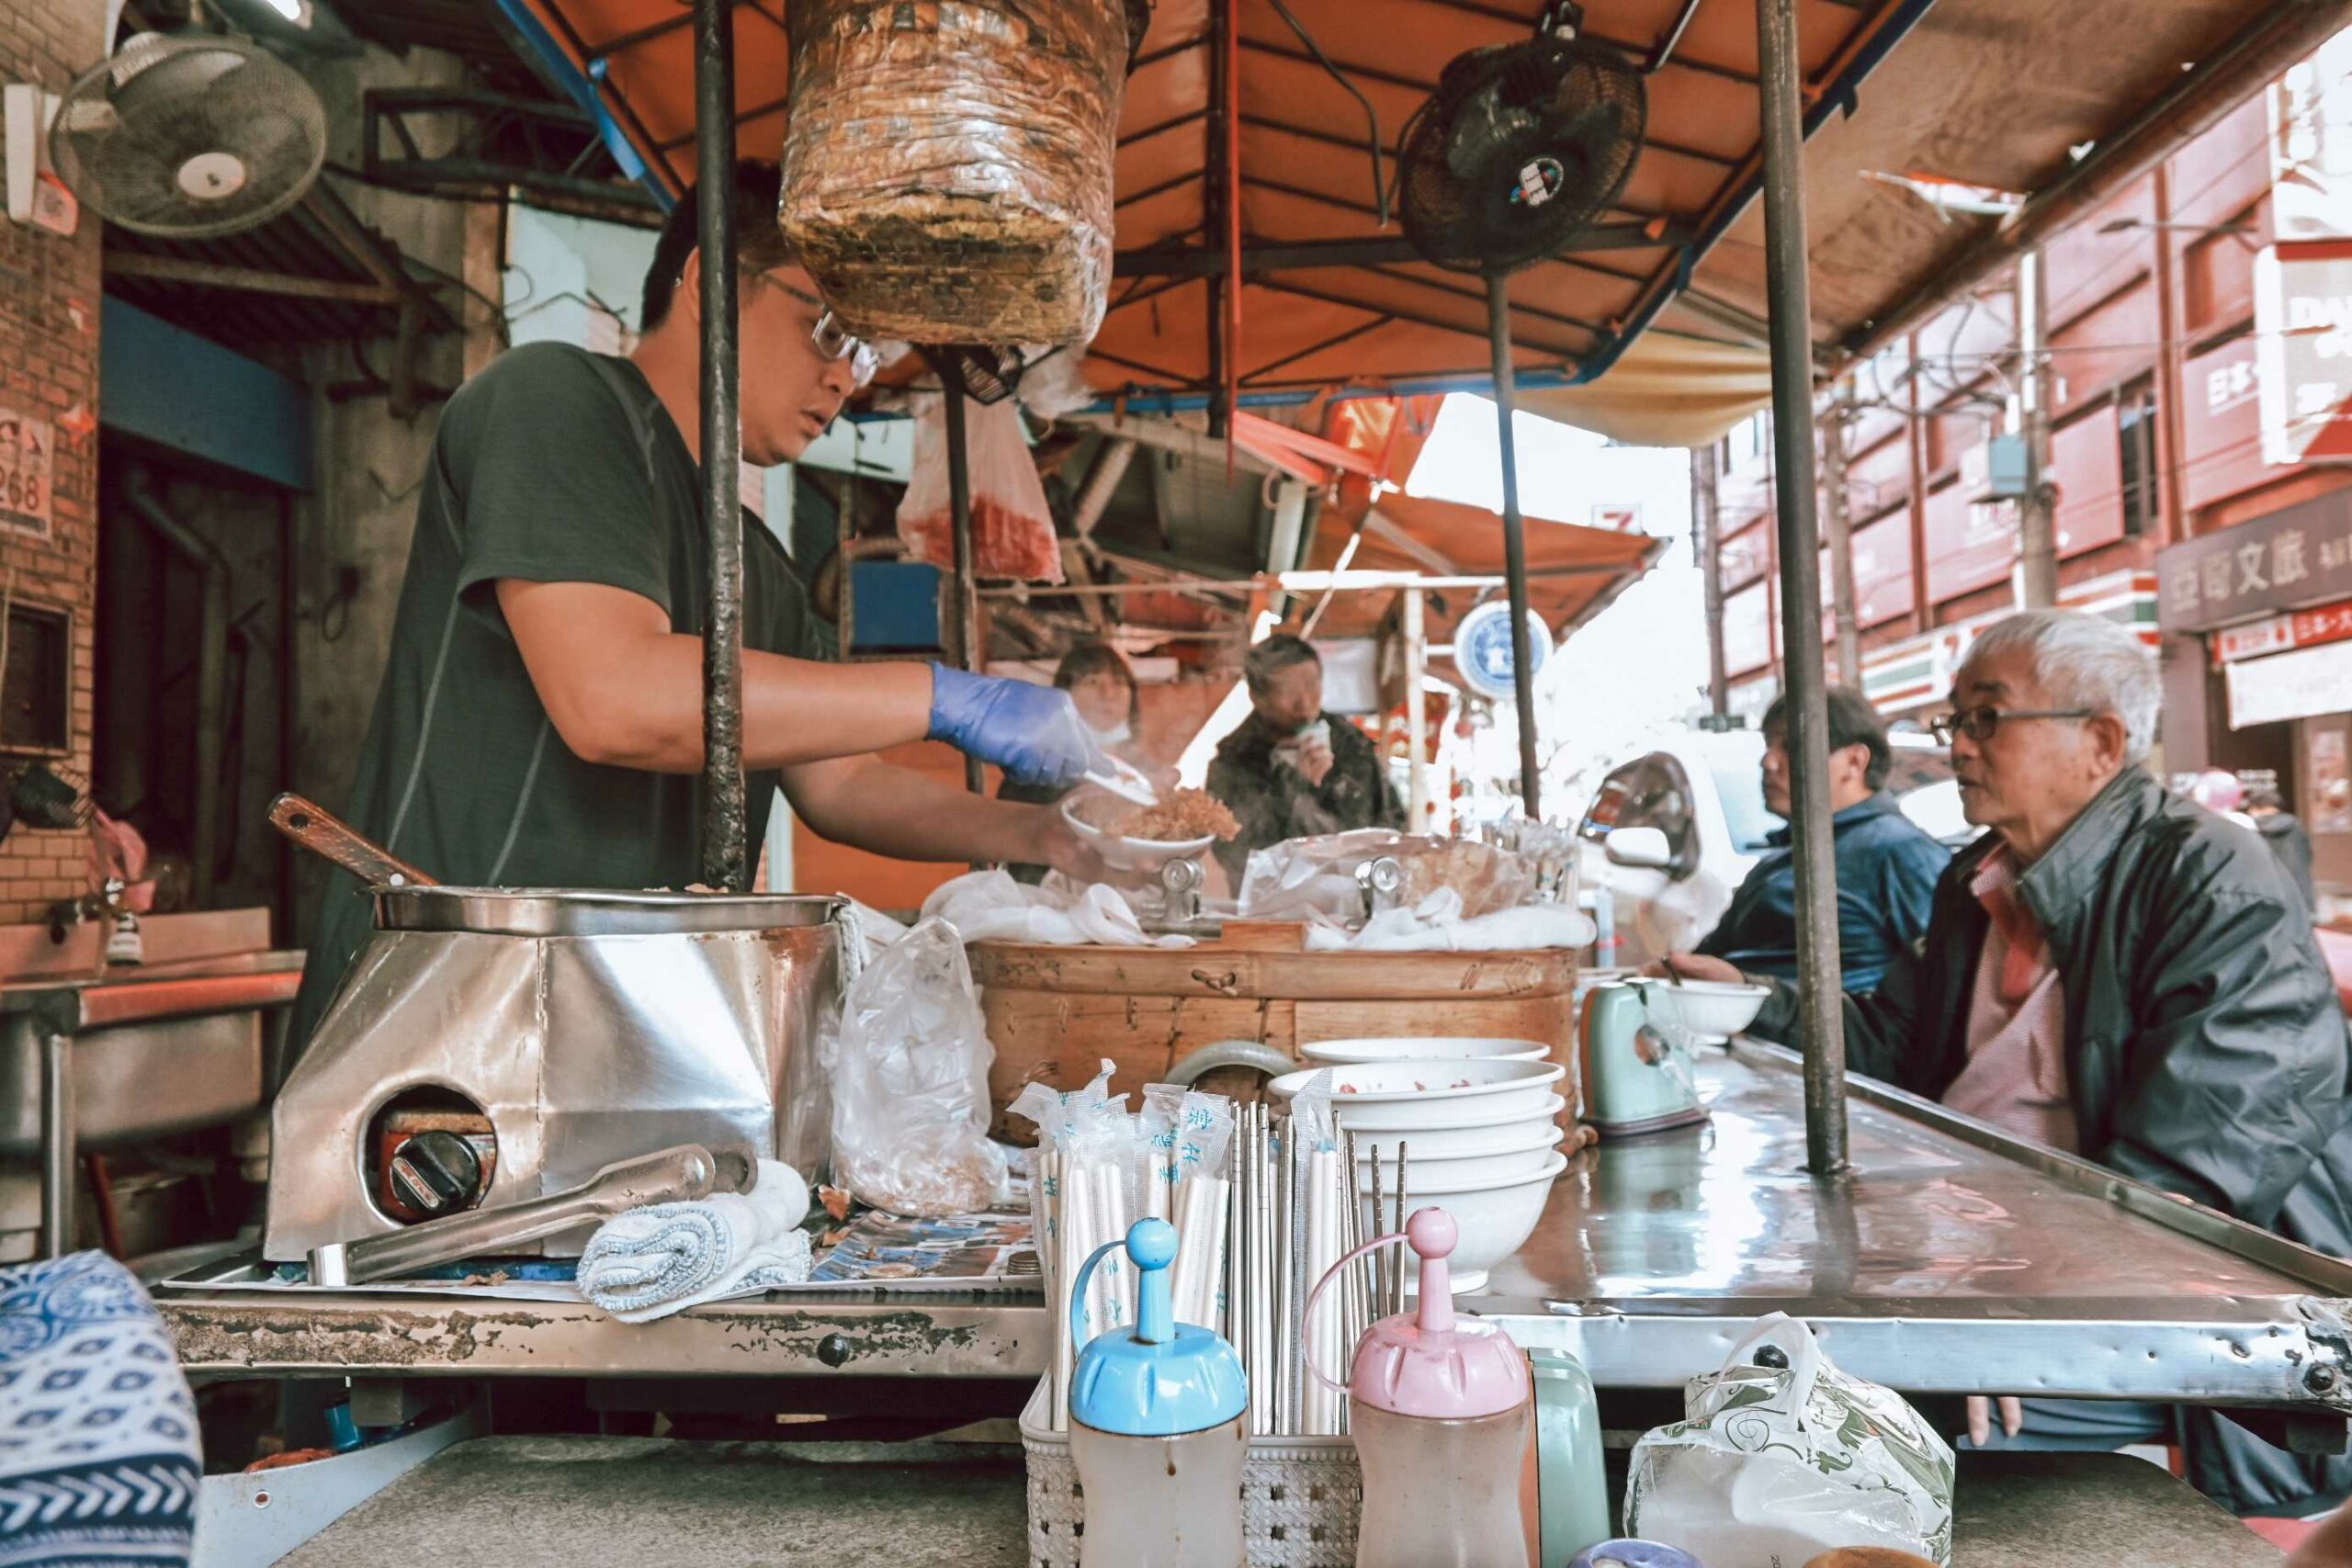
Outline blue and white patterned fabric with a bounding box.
[0,1253,198,1568]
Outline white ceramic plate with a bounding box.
[1272,1057,1565,1127]
[1299,1036,1551,1066]
[1352,1126,1564,1191]
[1059,798,1216,874]
[1363,1150,1569,1294]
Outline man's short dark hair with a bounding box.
[640,160,800,332]
[1762,685,1893,792]
[1244,634,1321,696]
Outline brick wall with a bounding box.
[0,0,106,924]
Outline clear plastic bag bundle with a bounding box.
[829,916,1008,1216]
[1238,829,1537,923]
[780,0,1129,345]
[896,396,1063,581]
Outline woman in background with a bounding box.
[1002,643,1158,881]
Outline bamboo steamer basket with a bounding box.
[972,920,1579,1142]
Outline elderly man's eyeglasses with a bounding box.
[1927,705,2097,744]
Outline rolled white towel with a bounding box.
[579,1158,814,1323]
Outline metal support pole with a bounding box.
[944,373,985,795]
[1756,0,1849,1176]
[40,1032,72,1258]
[694,0,748,890]
[1693,443,1728,720]
[1823,393,1861,687]
[1403,587,1429,829]
[2016,248,2059,608]
[1487,273,1544,823]
[1204,0,1231,440]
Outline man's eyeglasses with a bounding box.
[777,282,879,389]
[1926,705,2097,744]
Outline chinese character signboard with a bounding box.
[2271,28,2352,241]
[2156,490,2352,633]
[0,410,53,536]
[2255,241,2352,465]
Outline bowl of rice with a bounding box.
[1062,787,1239,872]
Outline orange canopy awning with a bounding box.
[1298,491,1661,646]
[500,0,2313,437]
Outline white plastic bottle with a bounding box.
[1305,1206,1543,1568]
[1067,1216,1249,1567]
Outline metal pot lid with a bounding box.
[372,886,847,938]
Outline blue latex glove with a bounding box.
[927,664,1097,788]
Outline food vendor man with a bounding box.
[288,161,1103,1055]
[1205,634,1405,883]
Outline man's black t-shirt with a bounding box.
[288,343,823,1054]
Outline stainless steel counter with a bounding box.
[1476,1042,2352,1411]
[161,1043,2352,1413]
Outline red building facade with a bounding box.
[1711,62,2352,896]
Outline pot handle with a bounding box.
[268,793,436,887]
[1165,1039,1295,1087]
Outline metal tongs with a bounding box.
[309,1142,758,1287]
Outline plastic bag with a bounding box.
[1625,1314,1956,1566]
[779,0,1126,345]
[1238,829,1537,923]
[896,395,1063,582]
[829,917,1009,1216]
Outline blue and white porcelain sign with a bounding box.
[1453,601,1552,702]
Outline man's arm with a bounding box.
[1879,833,1952,953]
[782,755,1101,877]
[2104,868,2345,1224]
[1676,916,1936,1089]
[497,580,1091,791]
[501,580,930,772]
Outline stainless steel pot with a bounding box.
[264,887,845,1262]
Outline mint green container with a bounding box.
[1531,1349,1611,1567]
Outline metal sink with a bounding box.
[0,909,303,1254]
[0,949,302,1156]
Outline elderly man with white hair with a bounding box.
[1667,608,2352,1520]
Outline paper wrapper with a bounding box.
[781,0,1127,346]
[1625,1312,1956,1566]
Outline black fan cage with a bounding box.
[1398,37,1646,275]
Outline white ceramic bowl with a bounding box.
[1333,1090,1567,1140]
[1347,1111,1564,1162]
[1645,977,1771,1039]
[1272,1057,1565,1128]
[1059,798,1216,874]
[1299,1036,1552,1066]
[1352,1125,1564,1190]
[1363,1150,1569,1293]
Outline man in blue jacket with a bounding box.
[1684,687,1949,994]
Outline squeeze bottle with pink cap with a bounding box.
[1304,1206,1535,1568]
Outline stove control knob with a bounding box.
[390,1129,484,1220]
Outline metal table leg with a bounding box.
[40,1031,73,1257]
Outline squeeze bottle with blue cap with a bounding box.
[1305,1207,1535,1568]
[1068,1216,1249,1567]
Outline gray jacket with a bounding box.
[1750,766,2352,1515]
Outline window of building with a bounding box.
[0,602,70,756]
[2118,378,2159,537]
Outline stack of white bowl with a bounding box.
[1269,1038,1570,1293]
